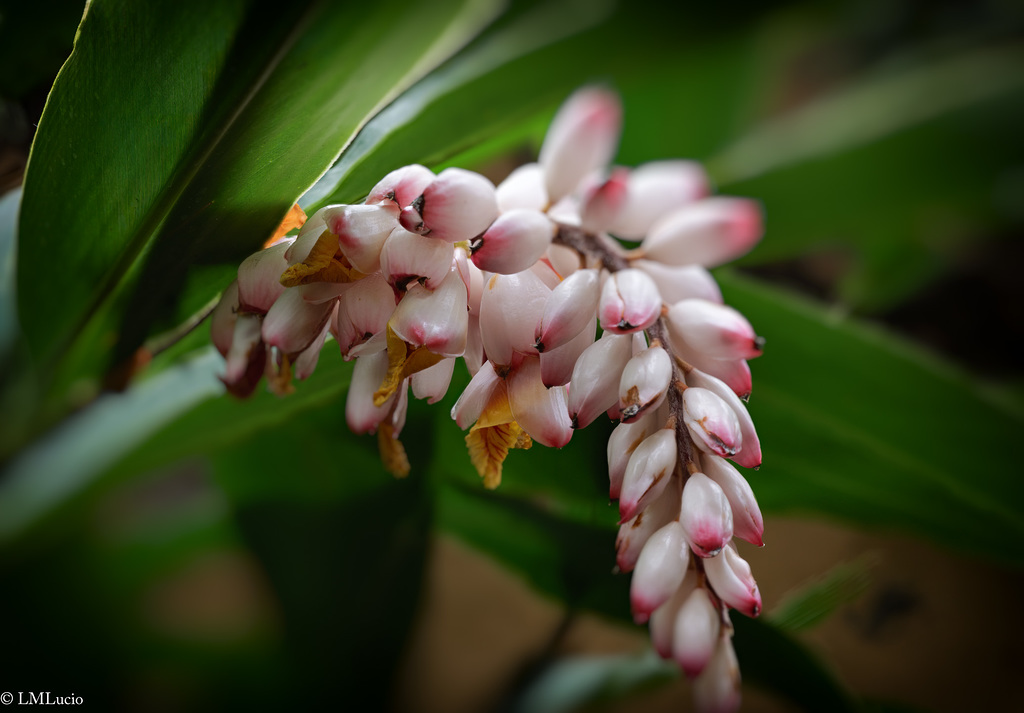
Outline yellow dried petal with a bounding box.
[378,422,410,478]
[467,421,528,489]
[473,381,514,429]
[267,353,295,397]
[373,325,444,406]
[279,229,366,287]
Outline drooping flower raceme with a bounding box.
[211,87,766,712]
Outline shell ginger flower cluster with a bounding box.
[212,87,766,712]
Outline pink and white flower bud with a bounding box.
[284,220,325,267]
[389,268,468,358]
[389,381,410,437]
[455,247,485,316]
[546,243,583,281]
[471,209,554,275]
[649,579,695,659]
[540,316,595,387]
[380,226,455,291]
[580,167,629,233]
[451,360,501,429]
[631,330,649,355]
[683,387,743,458]
[607,409,658,500]
[693,635,742,713]
[633,260,722,305]
[464,313,485,376]
[539,87,622,203]
[702,456,764,547]
[291,206,327,249]
[411,356,455,404]
[347,330,386,359]
[211,281,240,357]
[642,197,762,269]
[345,350,394,434]
[667,299,763,361]
[619,427,677,523]
[703,546,761,618]
[674,344,753,401]
[680,472,734,557]
[237,239,291,313]
[616,476,680,573]
[223,312,264,386]
[495,162,548,212]
[608,160,709,239]
[599,268,662,334]
[293,310,335,381]
[479,270,550,366]
[568,332,633,429]
[323,203,397,274]
[535,268,599,352]
[686,369,761,469]
[300,281,351,304]
[399,167,498,242]
[334,272,397,356]
[365,164,434,210]
[630,521,691,623]
[618,346,672,422]
[262,286,336,356]
[673,587,721,678]
[507,355,573,448]
[530,257,563,289]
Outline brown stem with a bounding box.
[552,222,700,484]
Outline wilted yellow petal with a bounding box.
[474,380,514,429]
[267,353,295,397]
[466,421,531,489]
[279,229,366,287]
[378,422,410,478]
[373,325,444,406]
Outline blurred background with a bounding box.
[0,0,1022,710]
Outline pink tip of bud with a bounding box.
[399,203,425,234]
[540,87,623,203]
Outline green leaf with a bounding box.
[511,649,677,713]
[769,557,873,632]
[300,0,615,211]
[710,43,1024,185]
[719,269,1024,566]
[17,0,499,398]
[711,43,1024,311]
[0,344,355,545]
[0,187,19,359]
[732,615,858,713]
[0,348,225,543]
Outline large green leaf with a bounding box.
[0,345,354,545]
[0,348,225,543]
[719,270,1024,566]
[712,43,1024,312]
[301,0,615,211]
[0,187,19,359]
[16,0,499,397]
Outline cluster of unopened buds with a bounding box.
[211,87,766,712]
